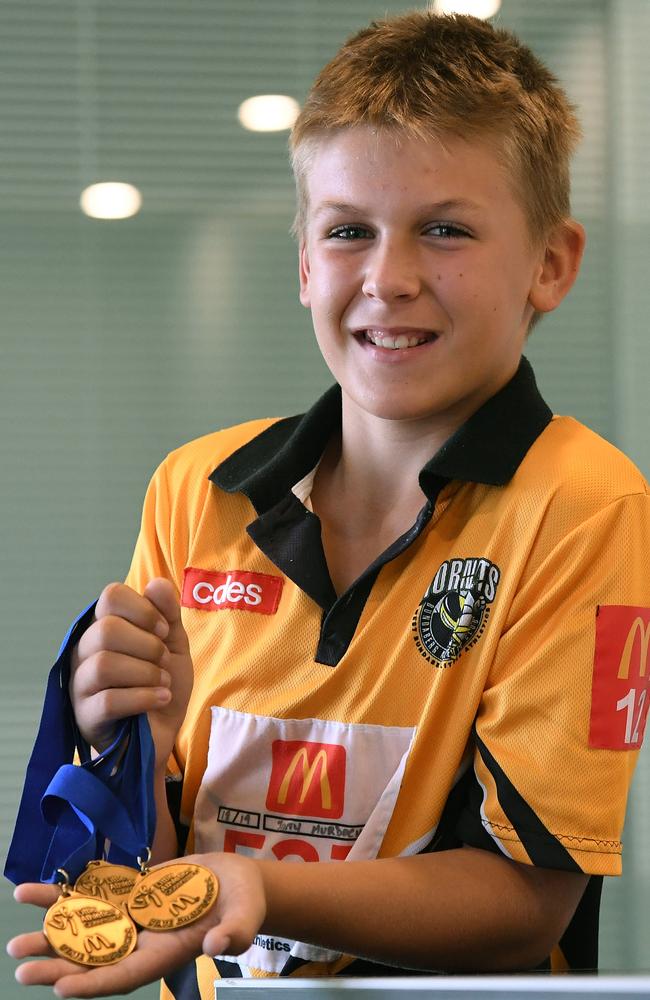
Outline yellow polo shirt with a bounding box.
[124,359,650,991]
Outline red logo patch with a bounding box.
[590,605,650,750]
[182,567,283,615]
[266,740,346,819]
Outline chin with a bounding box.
[350,392,451,425]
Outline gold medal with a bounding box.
[127,861,218,931]
[44,872,137,967]
[74,860,139,911]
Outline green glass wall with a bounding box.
[1,2,648,996]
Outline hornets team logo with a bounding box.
[412,557,500,667]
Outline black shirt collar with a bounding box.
[210,356,552,513]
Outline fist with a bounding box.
[69,578,193,768]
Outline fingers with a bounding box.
[188,851,266,958]
[201,884,260,956]
[7,912,194,998]
[8,927,186,997]
[71,579,186,748]
[35,930,200,999]
[201,903,258,958]
[75,674,173,729]
[7,926,85,988]
[94,582,170,640]
[80,612,170,661]
[202,924,233,958]
[73,649,171,694]
[73,648,172,704]
[7,930,53,960]
[71,642,173,742]
[15,956,84,989]
[13,882,61,907]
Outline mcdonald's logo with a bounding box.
[617,617,650,680]
[169,895,200,917]
[84,933,114,954]
[590,605,650,749]
[266,740,346,818]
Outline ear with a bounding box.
[528,219,586,314]
[298,239,311,308]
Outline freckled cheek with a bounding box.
[430,272,483,308]
[432,273,508,322]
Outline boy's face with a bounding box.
[298,127,566,435]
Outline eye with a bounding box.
[424,222,472,239]
[325,224,373,241]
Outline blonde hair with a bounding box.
[290,11,581,244]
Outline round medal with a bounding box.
[74,861,139,911]
[127,862,218,931]
[44,894,137,966]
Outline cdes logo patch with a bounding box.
[182,567,283,615]
[412,557,500,667]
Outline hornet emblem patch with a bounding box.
[412,557,500,667]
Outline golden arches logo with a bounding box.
[169,895,200,917]
[277,748,332,810]
[267,739,345,817]
[617,617,650,681]
[84,934,114,954]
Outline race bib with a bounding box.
[192,708,416,973]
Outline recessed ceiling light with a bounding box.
[80,182,143,220]
[238,94,300,133]
[431,0,501,18]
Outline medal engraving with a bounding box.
[127,862,218,931]
[75,861,139,910]
[44,895,137,966]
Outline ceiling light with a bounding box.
[238,95,300,133]
[431,0,501,17]
[80,182,143,220]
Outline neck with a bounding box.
[310,400,460,595]
[332,398,457,511]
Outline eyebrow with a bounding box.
[313,198,483,217]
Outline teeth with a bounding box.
[364,330,430,349]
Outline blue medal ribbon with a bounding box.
[4,603,156,885]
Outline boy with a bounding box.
[8,11,650,998]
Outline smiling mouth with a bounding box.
[361,329,437,350]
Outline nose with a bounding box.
[361,237,421,302]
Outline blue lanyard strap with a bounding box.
[4,603,157,885]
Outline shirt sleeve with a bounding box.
[457,490,650,876]
[124,458,180,595]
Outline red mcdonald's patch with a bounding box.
[266,740,346,819]
[590,605,650,750]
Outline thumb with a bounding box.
[144,578,190,656]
